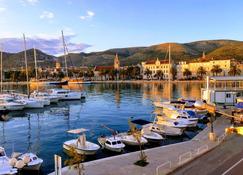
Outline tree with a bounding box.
[171,66,177,80]
[197,66,207,79]
[183,68,192,79]
[120,69,126,80]
[128,119,148,167]
[228,65,241,76]
[211,65,222,76]
[154,70,164,80]
[144,69,152,80]
[65,147,85,175]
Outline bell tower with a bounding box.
[114,53,120,70]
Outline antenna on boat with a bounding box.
[168,43,171,102]
[0,45,3,93]
[33,47,39,91]
[23,34,30,98]
[61,30,69,78]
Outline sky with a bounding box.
[0,0,243,55]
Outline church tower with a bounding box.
[114,53,120,70]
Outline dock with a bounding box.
[49,116,231,175]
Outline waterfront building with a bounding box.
[93,54,120,80]
[176,53,233,79]
[141,58,172,80]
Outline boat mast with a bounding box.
[61,30,68,78]
[168,44,171,102]
[23,34,30,97]
[34,48,39,91]
[0,46,3,93]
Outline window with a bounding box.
[117,141,122,144]
[226,94,231,98]
[112,141,116,145]
[106,141,111,145]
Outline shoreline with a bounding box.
[0,80,206,85]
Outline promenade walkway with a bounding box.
[49,117,230,175]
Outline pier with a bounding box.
[49,116,231,175]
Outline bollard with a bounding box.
[54,154,62,175]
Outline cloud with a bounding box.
[40,11,54,19]
[21,0,39,5]
[80,10,95,20]
[0,34,91,55]
[0,7,5,12]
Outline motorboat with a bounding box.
[0,97,26,111]
[98,135,125,152]
[118,132,148,146]
[0,147,18,175]
[16,97,45,109]
[30,90,59,104]
[143,123,184,136]
[141,127,164,142]
[16,153,43,171]
[48,89,85,100]
[156,115,190,128]
[63,128,100,155]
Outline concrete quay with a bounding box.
[49,117,231,175]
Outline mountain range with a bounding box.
[1,39,243,70]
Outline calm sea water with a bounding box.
[0,82,205,174]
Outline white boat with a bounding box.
[143,123,183,136]
[0,97,25,111]
[0,147,18,175]
[16,153,43,171]
[48,89,85,100]
[118,133,148,146]
[156,115,188,128]
[31,91,59,104]
[16,96,45,109]
[141,127,164,142]
[98,136,125,152]
[63,128,100,155]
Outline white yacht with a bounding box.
[48,89,85,100]
[0,147,18,175]
[156,114,190,128]
[141,127,164,142]
[0,97,26,111]
[31,91,59,104]
[63,128,100,155]
[98,136,125,152]
[145,123,184,136]
[15,95,45,109]
[118,133,148,146]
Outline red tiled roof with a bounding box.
[94,66,114,71]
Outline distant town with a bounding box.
[2,51,243,82]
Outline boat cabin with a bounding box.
[201,76,243,105]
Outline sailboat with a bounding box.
[49,31,85,100]
[30,48,60,104]
[14,34,46,109]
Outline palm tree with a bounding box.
[197,66,207,79]
[144,68,152,80]
[154,70,164,80]
[211,65,222,76]
[128,119,148,166]
[183,68,192,80]
[228,65,241,76]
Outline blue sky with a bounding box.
[0,0,243,55]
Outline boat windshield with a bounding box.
[0,151,5,157]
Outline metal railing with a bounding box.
[156,161,172,175]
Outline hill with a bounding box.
[1,39,243,70]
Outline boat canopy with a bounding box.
[131,119,151,125]
[210,76,243,81]
[67,128,89,134]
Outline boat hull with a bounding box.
[63,144,98,155]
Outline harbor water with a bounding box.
[0,82,205,174]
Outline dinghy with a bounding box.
[63,128,100,155]
[118,133,148,146]
[141,127,164,142]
